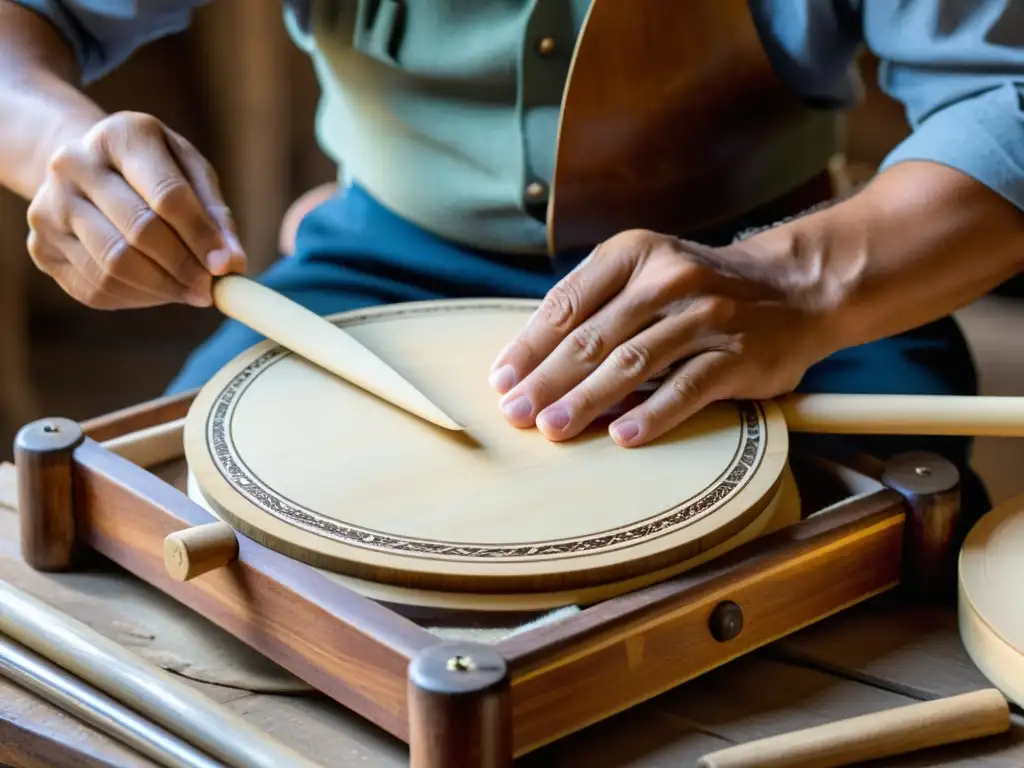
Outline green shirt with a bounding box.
[285,1,838,253]
[15,1,1024,254]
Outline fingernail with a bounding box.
[611,420,640,444]
[205,248,231,274]
[490,344,513,371]
[538,404,571,432]
[501,395,533,422]
[488,365,518,393]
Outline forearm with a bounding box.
[743,160,1024,357]
[0,2,107,199]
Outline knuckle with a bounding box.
[700,296,737,325]
[540,282,582,331]
[98,232,129,270]
[568,324,605,364]
[669,374,704,405]
[25,231,48,270]
[47,145,86,177]
[123,205,158,248]
[122,111,162,136]
[612,340,652,379]
[149,176,190,215]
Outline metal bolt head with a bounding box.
[446,655,476,673]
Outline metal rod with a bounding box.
[0,578,324,768]
[0,633,224,768]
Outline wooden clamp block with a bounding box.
[164,522,239,581]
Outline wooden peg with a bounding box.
[696,688,1010,768]
[163,522,239,581]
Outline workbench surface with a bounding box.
[1,478,1021,767]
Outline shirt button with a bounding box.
[526,181,547,199]
[537,36,556,56]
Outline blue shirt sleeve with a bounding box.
[10,0,206,84]
[866,1,1024,212]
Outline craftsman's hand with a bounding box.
[26,111,245,310]
[489,229,838,447]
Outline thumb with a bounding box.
[164,129,247,276]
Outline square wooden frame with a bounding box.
[14,390,958,767]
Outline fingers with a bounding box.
[99,120,226,275]
[28,111,243,312]
[29,229,163,311]
[608,350,739,447]
[496,288,667,431]
[488,244,641,392]
[528,298,734,440]
[67,196,210,307]
[164,129,247,275]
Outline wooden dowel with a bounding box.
[14,418,85,571]
[102,418,186,469]
[777,394,1024,437]
[164,522,239,581]
[695,689,1010,768]
[0,633,225,768]
[408,642,512,768]
[0,578,325,768]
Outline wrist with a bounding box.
[5,72,106,198]
[722,208,866,362]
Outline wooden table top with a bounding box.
[1,489,1022,767]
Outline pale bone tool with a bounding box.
[211,275,463,431]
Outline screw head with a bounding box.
[446,655,476,672]
[708,600,744,642]
[914,466,932,476]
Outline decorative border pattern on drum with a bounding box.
[204,305,770,563]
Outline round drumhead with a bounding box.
[959,493,1024,706]
[184,299,788,593]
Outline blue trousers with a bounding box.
[168,184,990,520]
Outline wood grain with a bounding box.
[548,0,833,251]
[185,299,788,594]
[779,393,1024,436]
[498,491,907,754]
[14,418,85,571]
[81,390,197,443]
[164,522,239,581]
[0,675,158,768]
[71,438,437,740]
[211,275,463,431]
[695,688,1010,767]
[408,643,512,768]
[959,491,1024,708]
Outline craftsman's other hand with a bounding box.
[26,111,246,310]
[489,229,837,447]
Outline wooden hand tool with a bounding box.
[777,393,1024,437]
[211,275,462,431]
[695,688,1011,768]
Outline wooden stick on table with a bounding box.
[695,688,1011,768]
